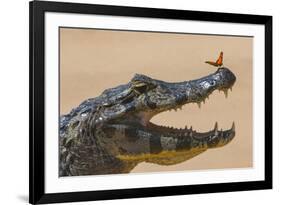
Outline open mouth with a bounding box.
[122,67,237,150]
[99,67,236,156]
[139,87,235,149]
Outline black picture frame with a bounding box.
[29,0,272,204]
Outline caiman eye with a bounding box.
[131,79,157,95]
[210,80,217,86]
[119,83,150,104]
[133,83,149,94]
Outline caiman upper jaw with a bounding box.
[147,67,236,114]
[178,67,236,109]
[94,67,236,126]
[132,67,236,121]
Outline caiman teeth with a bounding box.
[214,121,218,130]
[165,86,233,112]
[231,122,235,131]
[149,122,235,137]
[219,87,232,99]
[214,122,218,135]
[223,89,228,98]
[162,86,233,117]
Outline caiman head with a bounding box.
[82,67,236,166]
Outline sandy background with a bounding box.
[60,28,253,173]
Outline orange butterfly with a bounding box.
[205,52,223,67]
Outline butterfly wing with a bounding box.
[205,61,218,66]
[215,52,223,66]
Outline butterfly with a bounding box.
[205,52,223,67]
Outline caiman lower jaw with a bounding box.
[115,122,235,165]
[146,121,236,147]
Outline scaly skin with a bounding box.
[59,67,236,176]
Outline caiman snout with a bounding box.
[216,67,236,90]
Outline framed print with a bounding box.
[29,0,272,204]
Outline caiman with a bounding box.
[59,67,236,176]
